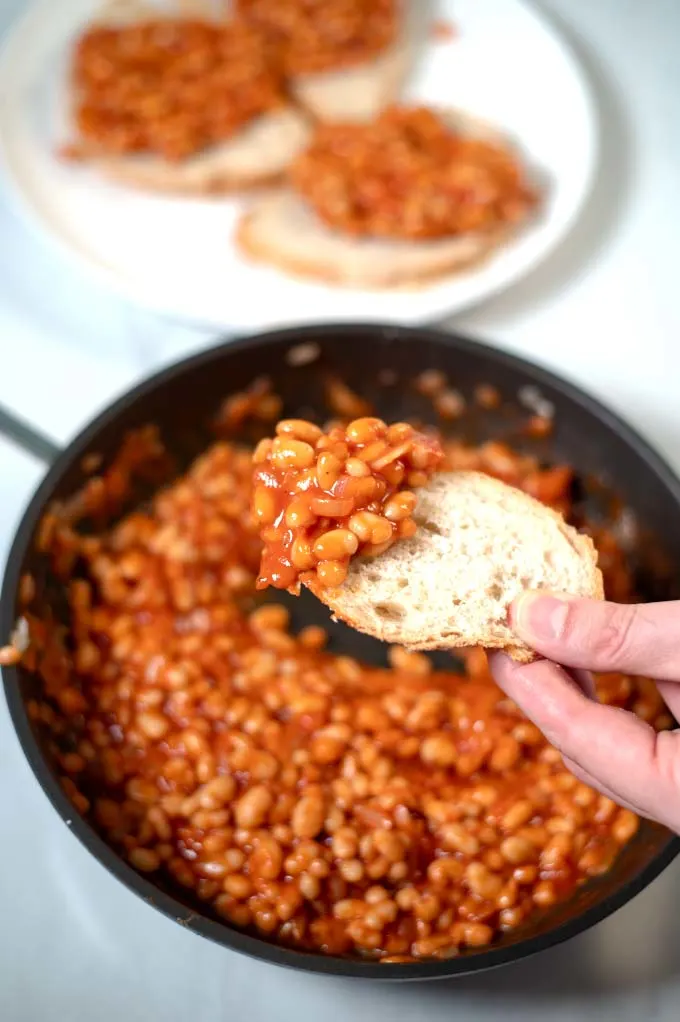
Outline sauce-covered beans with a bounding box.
[291,106,539,241]
[70,19,285,161]
[253,417,443,591]
[236,0,397,75]
[23,392,666,964]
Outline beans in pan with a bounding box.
[20,389,663,963]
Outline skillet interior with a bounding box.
[3,324,680,980]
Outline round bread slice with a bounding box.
[290,0,418,123]
[63,0,311,194]
[309,471,604,663]
[236,111,535,288]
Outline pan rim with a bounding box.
[2,322,679,980]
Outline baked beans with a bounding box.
[70,18,285,161]
[291,106,539,241]
[18,382,663,964]
[253,417,442,591]
[236,0,396,76]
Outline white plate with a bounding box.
[0,0,597,332]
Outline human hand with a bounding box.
[489,595,680,833]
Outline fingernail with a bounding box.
[513,593,571,641]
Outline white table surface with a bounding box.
[1,1,680,1019]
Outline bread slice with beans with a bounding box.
[310,471,603,663]
[290,0,418,123]
[61,0,311,194]
[236,111,533,289]
[228,0,417,124]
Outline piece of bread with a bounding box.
[236,110,535,288]
[237,191,509,288]
[290,0,419,123]
[63,0,311,194]
[309,471,604,663]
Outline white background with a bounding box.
[1,1,680,1020]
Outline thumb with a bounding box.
[511,594,680,679]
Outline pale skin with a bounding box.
[489,594,680,834]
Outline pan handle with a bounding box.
[0,403,62,466]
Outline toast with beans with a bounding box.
[286,0,418,124]
[232,0,417,124]
[237,110,538,288]
[61,0,311,194]
[252,417,602,662]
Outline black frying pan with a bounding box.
[2,323,680,981]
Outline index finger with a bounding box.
[512,596,680,680]
[489,652,680,831]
